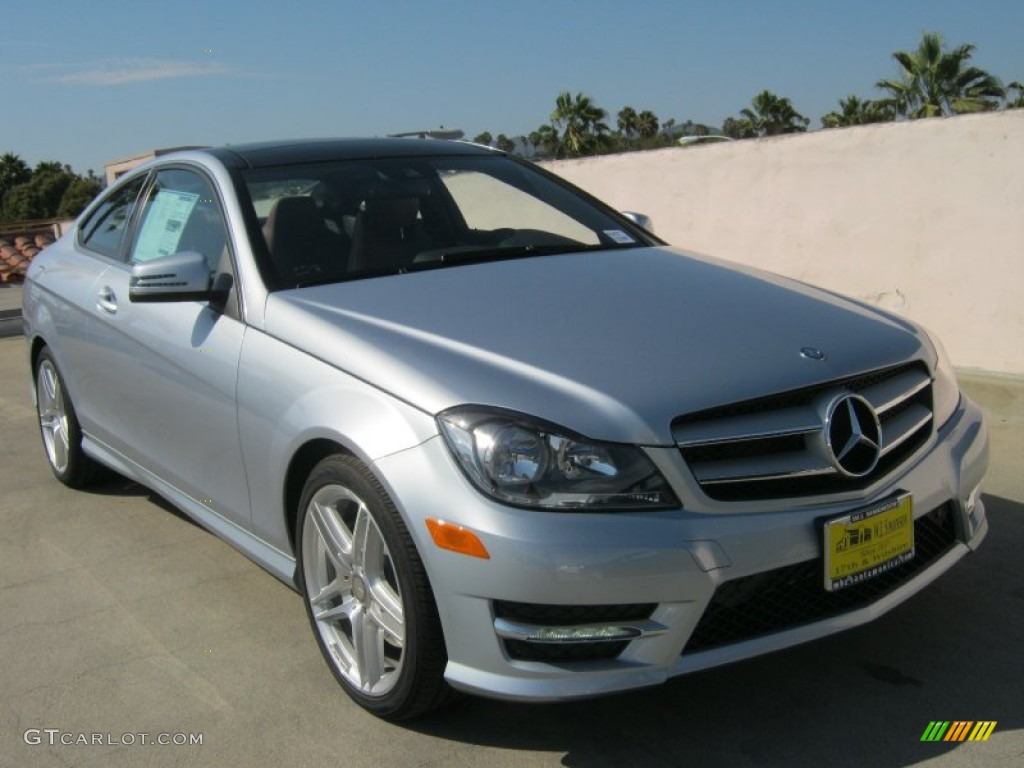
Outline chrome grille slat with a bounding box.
[695,454,836,484]
[880,403,933,457]
[673,406,820,448]
[675,363,934,500]
[860,368,931,414]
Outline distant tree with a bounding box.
[0,157,98,222]
[636,110,660,140]
[737,90,810,136]
[57,177,102,218]
[876,32,1005,118]
[694,123,710,136]
[1,182,44,221]
[551,91,610,157]
[33,160,68,176]
[495,133,516,153]
[536,123,560,157]
[821,95,896,128]
[29,165,74,217]
[473,131,493,146]
[527,130,543,155]
[616,106,638,140]
[1006,81,1024,108]
[721,116,756,139]
[0,152,31,202]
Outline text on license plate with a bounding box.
[823,494,914,592]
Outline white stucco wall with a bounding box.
[544,111,1024,376]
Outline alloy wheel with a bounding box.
[301,484,406,696]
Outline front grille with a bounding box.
[682,503,958,654]
[494,601,656,663]
[674,362,933,501]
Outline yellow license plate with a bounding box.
[823,494,914,592]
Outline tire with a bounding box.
[34,347,104,488]
[295,454,452,719]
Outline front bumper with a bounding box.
[375,392,988,702]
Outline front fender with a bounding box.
[237,328,437,555]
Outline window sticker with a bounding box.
[133,190,200,262]
[604,229,636,244]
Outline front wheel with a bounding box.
[295,454,452,719]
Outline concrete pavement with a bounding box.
[0,335,1021,767]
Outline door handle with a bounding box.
[97,286,118,314]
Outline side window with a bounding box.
[79,176,146,259]
[129,169,228,272]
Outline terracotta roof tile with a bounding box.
[0,227,55,282]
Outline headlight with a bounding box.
[925,327,960,428]
[438,407,679,510]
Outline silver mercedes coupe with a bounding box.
[23,139,989,719]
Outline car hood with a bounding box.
[263,247,928,445]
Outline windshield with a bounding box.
[240,153,649,289]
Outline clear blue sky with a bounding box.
[3,0,1022,174]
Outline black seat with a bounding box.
[262,196,348,285]
[349,196,424,273]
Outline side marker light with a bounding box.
[426,518,490,559]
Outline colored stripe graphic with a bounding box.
[968,722,997,742]
[921,721,997,742]
[944,722,973,741]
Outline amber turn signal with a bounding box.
[426,518,490,559]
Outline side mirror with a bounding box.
[129,251,215,303]
[621,211,655,234]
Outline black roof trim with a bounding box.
[204,137,493,169]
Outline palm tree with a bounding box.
[551,91,610,157]
[721,116,756,139]
[661,118,677,140]
[33,160,67,176]
[536,124,560,158]
[876,32,1005,118]
[617,106,638,140]
[527,131,543,155]
[495,134,516,153]
[821,95,896,128]
[0,152,31,198]
[737,90,809,136]
[636,110,660,141]
[472,131,493,147]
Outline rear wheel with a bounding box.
[34,348,103,487]
[296,454,452,719]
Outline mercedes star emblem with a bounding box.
[824,394,882,477]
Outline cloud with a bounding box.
[39,58,230,86]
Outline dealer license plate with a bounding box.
[823,494,915,592]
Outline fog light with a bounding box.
[494,616,669,645]
[519,625,640,643]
